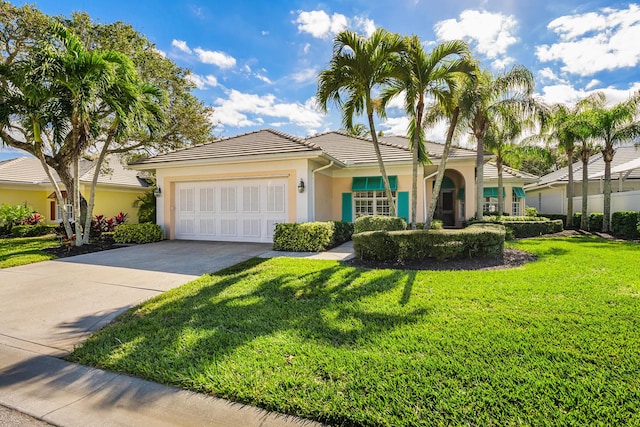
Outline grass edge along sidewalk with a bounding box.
[67,236,640,426]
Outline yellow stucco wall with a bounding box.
[0,188,49,220]
[87,188,141,224]
[314,172,333,221]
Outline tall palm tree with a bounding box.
[382,36,474,229]
[317,28,404,216]
[484,111,526,215]
[588,92,640,232]
[456,65,537,220]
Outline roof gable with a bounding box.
[132,128,322,166]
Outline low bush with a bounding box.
[353,215,406,234]
[477,215,548,222]
[572,212,582,229]
[113,223,163,244]
[588,213,603,232]
[10,224,57,238]
[539,213,568,224]
[353,224,505,262]
[525,206,538,217]
[273,221,353,252]
[415,220,443,230]
[0,203,37,234]
[611,211,640,238]
[499,219,563,238]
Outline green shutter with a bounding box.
[457,188,465,200]
[341,192,353,222]
[351,176,398,191]
[513,187,526,198]
[433,176,455,189]
[483,187,506,198]
[397,191,409,221]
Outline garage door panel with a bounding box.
[176,179,288,242]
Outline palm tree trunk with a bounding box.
[581,147,589,230]
[425,107,459,230]
[476,136,485,220]
[410,97,424,229]
[497,157,504,215]
[566,149,574,228]
[368,112,397,216]
[73,156,84,246]
[602,146,614,232]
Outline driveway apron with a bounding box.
[0,240,270,356]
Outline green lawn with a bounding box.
[69,236,640,426]
[0,235,58,268]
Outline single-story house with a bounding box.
[0,156,149,223]
[130,129,538,243]
[525,145,640,216]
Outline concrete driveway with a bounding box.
[0,240,270,356]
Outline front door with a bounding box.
[436,189,456,227]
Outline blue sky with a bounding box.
[3,0,640,159]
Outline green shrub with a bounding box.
[414,220,443,230]
[273,221,353,252]
[539,213,568,224]
[113,223,164,244]
[572,212,582,229]
[353,224,505,262]
[10,224,57,237]
[588,213,603,232]
[525,206,538,217]
[499,219,563,238]
[475,215,547,223]
[0,203,36,233]
[611,211,640,238]
[354,215,406,234]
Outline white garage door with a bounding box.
[174,179,288,242]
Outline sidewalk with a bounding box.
[0,345,322,427]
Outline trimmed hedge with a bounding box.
[354,215,406,234]
[478,215,548,222]
[352,224,505,262]
[415,220,444,230]
[273,221,353,252]
[588,213,604,232]
[611,211,640,238]
[10,224,57,237]
[539,213,568,224]
[499,219,564,238]
[113,223,164,244]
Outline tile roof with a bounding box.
[131,129,321,165]
[379,135,478,159]
[484,163,539,182]
[0,156,147,188]
[305,131,413,164]
[531,145,640,187]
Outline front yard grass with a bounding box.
[69,236,640,426]
[0,235,58,268]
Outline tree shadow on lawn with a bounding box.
[70,257,424,386]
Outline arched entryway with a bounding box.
[432,170,466,227]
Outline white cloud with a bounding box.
[290,67,318,83]
[354,16,376,37]
[295,10,348,38]
[212,90,324,133]
[186,73,219,90]
[537,67,567,84]
[171,39,192,54]
[153,47,167,58]
[380,116,409,136]
[434,10,517,61]
[261,30,269,36]
[536,4,640,76]
[585,79,601,90]
[538,82,640,106]
[303,43,311,54]
[255,73,273,84]
[294,10,376,39]
[242,64,251,73]
[194,47,236,69]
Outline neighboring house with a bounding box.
[525,145,640,216]
[0,156,149,223]
[130,129,538,243]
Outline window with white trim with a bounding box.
[56,203,74,221]
[483,197,498,214]
[512,190,524,216]
[354,191,397,217]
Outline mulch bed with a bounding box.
[43,237,126,259]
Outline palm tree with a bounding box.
[317,28,404,216]
[456,65,537,220]
[588,92,640,232]
[382,36,474,229]
[484,111,526,215]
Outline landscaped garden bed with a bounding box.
[68,235,640,426]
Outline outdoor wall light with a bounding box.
[297,179,305,193]
[153,187,162,197]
